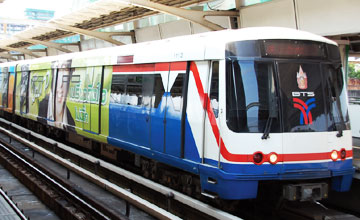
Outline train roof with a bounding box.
[0,27,337,70]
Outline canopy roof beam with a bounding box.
[45,22,126,46]
[0,52,17,61]
[15,36,73,53]
[118,0,239,31]
[0,46,41,58]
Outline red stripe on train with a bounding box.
[113,62,187,73]
[190,61,353,163]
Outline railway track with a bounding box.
[0,132,129,220]
[0,117,359,220]
[0,118,240,220]
[0,181,29,220]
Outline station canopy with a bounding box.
[0,0,239,59]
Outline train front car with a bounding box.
[200,31,354,201]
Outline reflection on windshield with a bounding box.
[324,64,350,133]
[226,60,279,133]
[278,62,350,133]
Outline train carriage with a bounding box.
[0,27,354,200]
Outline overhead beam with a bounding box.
[0,52,17,61]
[117,0,239,31]
[14,36,72,53]
[44,22,126,46]
[0,46,41,58]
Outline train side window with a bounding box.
[126,75,143,106]
[62,75,70,83]
[1,70,9,108]
[209,61,219,118]
[153,74,165,108]
[110,74,126,104]
[31,75,44,100]
[19,70,30,114]
[170,73,185,111]
[142,75,154,108]
[71,75,80,83]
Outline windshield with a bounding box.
[323,64,350,132]
[226,60,280,133]
[225,40,350,134]
[278,62,350,132]
[278,62,327,132]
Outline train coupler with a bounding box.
[283,183,328,201]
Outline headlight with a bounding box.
[268,152,278,164]
[331,150,338,161]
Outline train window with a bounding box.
[142,75,154,108]
[170,73,185,111]
[19,71,30,114]
[153,74,164,108]
[278,63,326,132]
[226,60,279,133]
[111,73,164,108]
[71,75,80,83]
[126,75,143,106]
[31,75,44,100]
[323,64,350,130]
[0,71,9,108]
[62,75,70,83]
[209,61,219,118]
[110,74,126,104]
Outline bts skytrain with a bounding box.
[0,27,354,200]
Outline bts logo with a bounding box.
[293,98,316,125]
[297,66,307,90]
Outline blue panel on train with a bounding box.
[109,103,150,148]
[165,103,182,157]
[150,97,165,153]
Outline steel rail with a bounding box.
[0,141,111,220]
[0,117,242,220]
[0,187,27,220]
[0,121,182,220]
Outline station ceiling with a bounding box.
[1,0,235,59]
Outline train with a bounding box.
[0,27,354,201]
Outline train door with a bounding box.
[164,62,187,157]
[99,66,112,138]
[204,61,220,166]
[109,64,155,149]
[278,62,328,172]
[7,67,16,113]
[84,66,102,134]
[0,68,9,109]
[150,63,168,153]
[16,65,30,116]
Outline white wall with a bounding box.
[239,0,360,36]
[240,0,296,28]
[349,103,360,138]
[296,0,360,36]
[80,36,133,51]
[135,17,229,43]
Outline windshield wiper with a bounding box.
[334,96,344,137]
[262,97,278,140]
[327,76,344,138]
[262,116,274,140]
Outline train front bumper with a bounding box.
[199,162,355,200]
